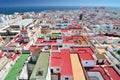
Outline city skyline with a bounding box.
[0,0,120,7]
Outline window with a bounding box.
[65,77,69,80]
[86,62,88,64]
[9,50,14,52]
[59,45,62,48]
[65,45,67,47]
[116,27,118,30]
[113,27,115,29]
[56,68,60,71]
[51,69,54,73]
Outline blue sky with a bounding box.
[0,0,120,7]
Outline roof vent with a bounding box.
[37,70,43,76]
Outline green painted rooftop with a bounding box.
[5,53,29,80]
[30,53,50,80]
[52,33,61,37]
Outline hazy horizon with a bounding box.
[0,0,120,7]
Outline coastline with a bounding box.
[0,6,120,15]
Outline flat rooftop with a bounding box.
[35,38,56,44]
[61,29,68,33]
[51,49,73,76]
[70,54,86,80]
[97,48,106,54]
[71,47,95,60]
[90,40,100,47]
[5,54,29,80]
[30,53,50,80]
[60,49,73,76]
[35,38,43,44]
[50,52,62,67]
[51,33,61,37]
[68,25,82,29]
[62,36,87,44]
[29,46,43,51]
[11,19,33,28]
[79,53,94,60]
[51,46,58,50]
[104,66,120,80]
[86,66,120,80]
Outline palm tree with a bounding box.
[6,30,11,36]
[79,13,83,20]
[118,50,120,55]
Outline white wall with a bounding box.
[97,59,106,64]
[61,76,73,80]
[46,67,51,80]
[18,64,28,80]
[50,67,61,73]
[57,39,62,44]
[81,60,96,67]
[107,51,119,64]
[0,17,4,23]
[87,72,104,80]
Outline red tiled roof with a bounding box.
[14,35,23,42]
[51,49,73,76]
[62,36,85,44]
[104,60,110,66]
[104,67,120,80]
[6,42,13,46]
[87,67,109,80]
[35,38,44,44]
[71,47,94,55]
[79,53,94,60]
[11,54,20,61]
[97,34,105,37]
[61,29,68,32]
[60,49,73,76]
[21,43,27,46]
[7,52,20,61]
[0,52,3,58]
[29,46,43,51]
[63,36,84,40]
[52,46,58,50]
[72,36,84,40]
[63,39,74,44]
[68,25,82,29]
[43,40,56,44]
[112,21,120,26]
[86,66,120,80]
[6,34,19,46]
[50,52,62,67]
[68,25,72,29]
[35,38,56,44]
[70,47,95,60]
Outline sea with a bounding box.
[0,6,120,15]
